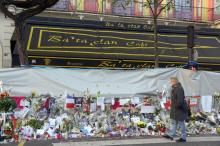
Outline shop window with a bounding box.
[112,0,134,16]
[52,0,68,10]
[174,0,192,20]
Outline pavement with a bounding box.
[1,136,220,146]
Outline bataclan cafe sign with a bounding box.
[24,17,220,70]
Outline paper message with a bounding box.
[160,101,165,109]
[119,99,130,105]
[111,98,115,105]
[90,103,97,112]
[49,118,56,127]
[47,127,55,137]
[140,106,155,113]
[97,97,105,106]
[131,97,140,105]
[14,107,30,119]
[201,96,212,113]
[20,99,30,107]
[36,129,45,136]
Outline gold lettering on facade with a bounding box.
[90,39,118,46]
[126,41,135,47]
[117,23,125,28]
[136,25,141,29]
[127,24,141,29]
[105,22,115,27]
[48,35,62,42]
[122,64,133,68]
[48,35,119,47]
[143,25,153,30]
[71,37,89,44]
[97,61,116,68]
[62,38,69,43]
[126,41,148,47]
[105,22,149,30]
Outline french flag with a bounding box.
[65,94,75,109]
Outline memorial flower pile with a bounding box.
[0,89,219,143]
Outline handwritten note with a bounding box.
[90,103,97,112]
[201,96,212,113]
[97,97,105,106]
[119,99,130,105]
[141,106,155,113]
[49,118,56,128]
[97,97,105,111]
[131,97,140,105]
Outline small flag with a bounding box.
[66,95,75,109]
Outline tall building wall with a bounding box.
[0,12,14,68]
[50,0,220,22]
[193,0,214,21]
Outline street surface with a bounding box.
[1,136,220,146]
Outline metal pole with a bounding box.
[188,47,194,62]
[187,25,195,62]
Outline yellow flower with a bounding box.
[137,121,146,128]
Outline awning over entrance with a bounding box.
[23,16,220,70]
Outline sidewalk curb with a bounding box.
[52,136,220,146]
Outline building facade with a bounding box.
[51,0,219,22]
[0,12,14,68]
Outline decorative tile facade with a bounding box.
[51,0,220,22]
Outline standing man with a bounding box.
[163,77,188,142]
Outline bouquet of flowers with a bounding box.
[27,118,43,130]
[213,92,220,100]
[0,92,16,112]
[3,121,13,136]
[137,121,147,128]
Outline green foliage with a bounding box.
[27,118,43,130]
[16,119,22,129]
[0,96,17,112]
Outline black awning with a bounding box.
[22,17,220,70]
